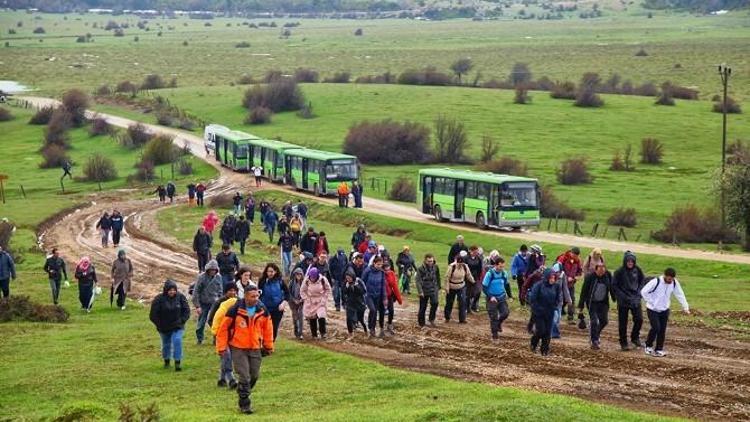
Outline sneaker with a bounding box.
[654,350,667,357]
[368,330,376,338]
[386,324,395,335]
[491,336,499,344]
[591,342,601,351]
[645,347,654,356]
[174,361,182,372]
[632,340,644,348]
[120,306,126,311]
[428,321,437,328]
[321,333,328,340]
[541,350,550,357]
[620,344,630,352]
[335,307,341,312]
[378,329,385,338]
[228,380,238,389]
[240,406,254,415]
[218,379,227,388]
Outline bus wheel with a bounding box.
[433,205,444,222]
[512,226,521,232]
[475,212,486,229]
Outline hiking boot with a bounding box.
[369,330,376,338]
[620,344,630,352]
[645,347,654,356]
[321,333,328,340]
[386,324,395,335]
[229,380,238,390]
[654,350,667,357]
[459,320,467,324]
[163,359,170,368]
[428,320,437,328]
[378,329,385,338]
[218,379,227,388]
[335,307,341,312]
[632,340,644,348]
[541,349,550,357]
[591,342,601,351]
[174,361,182,372]
[240,405,254,415]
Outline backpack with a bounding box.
[592,279,608,302]
[263,280,284,308]
[647,276,677,294]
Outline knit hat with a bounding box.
[571,247,581,255]
[308,268,319,280]
[205,259,219,271]
[293,268,304,276]
[117,248,126,258]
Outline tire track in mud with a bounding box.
[28,98,750,420]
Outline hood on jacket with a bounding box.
[542,268,554,282]
[205,259,219,272]
[163,279,178,295]
[622,251,637,267]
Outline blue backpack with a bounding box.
[262,280,284,308]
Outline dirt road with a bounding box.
[27,97,750,420]
[22,95,750,265]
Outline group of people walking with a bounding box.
[153,181,208,207]
[95,210,125,248]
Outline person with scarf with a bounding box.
[111,249,134,310]
[74,256,98,312]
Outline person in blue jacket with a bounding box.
[0,246,17,298]
[528,268,562,356]
[258,263,289,341]
[482,256,512,343]
[361,256,387,338]
[110,210,124,248]
[510,244,529,303]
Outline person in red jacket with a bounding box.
[216,284,274,415]
[315,231,330,257]
[556,247,583,324]
[383,261,403,336]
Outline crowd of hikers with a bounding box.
[12,190,691,416]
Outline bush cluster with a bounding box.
[557,158,593,185]
[539,186,585,221]
[245,106,273,125]
[343,119,431,165]
[652,205,737,244]
[388,176,417,202]
[607,208,638,227]
[83,153,118,182]
[29,105,55,125]
[476,156,528,176]
[242,80,305,113]
[0,296,69,323]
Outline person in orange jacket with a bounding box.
[216,284,273,415]
[383,261,403,336]
[337,181,350,208]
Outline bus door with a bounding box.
[455,180,466,220]
[302,159,309,189]
[223,140,229,166]
[215,137,222,163]
[490,185,500,225]
[421,176,433,214]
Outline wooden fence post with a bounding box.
[546,219,552,231]
[602,226,609,237]
[19,184,26,199]
[555,215,559,231]
[590,223,599,237]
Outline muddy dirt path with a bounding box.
[28,97,750,420]
[22,95,750,265]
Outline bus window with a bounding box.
[254,146,262,162]
[477,183,489,200]
[445,179,455,196]
[465,181,476,198]
[236,144,248,157]
[325,160,358,180]
[501,182,538,207]
[434,178,445,194]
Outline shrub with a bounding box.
[141,74,165,90]
[131,159,155,182]
[296,102,315,119]
[0,296,69,323]
[514,85,531,104]
[476,156,528,176]
[343,119,431,165]
[0,107,13,122]
[550,81,576,99]
[398,67,452,86]
[479,135,499,163]
[323,72,351,83]
[39,144,70,169]
[262,69,285,83]
[607,207,637,227]
[114,28,125,37]
[355,72,395,84]
[235,41,251,48]
[76,35,86,43]
[127,123,152,147]
[727,140,749,165]
[115,80,138,96]
[88,117,112,136]
[105,20,120,30]
[293,68,319,83]
[83,153,118,182]
[241,80,305,112]
[634,82,658,97]
[29,105,55,125]
[652,205,736,244]
[713,96,742,114]
[655,85,675,106]
[142,134,180,165]
[610,151,625,171]
[640,137,663,164]
[388,176,417,202]
[666,83,698,100]
[433,115,469,164]
[237,74,255,85]
[245,106,273,124]
[557,157,593,184]
[634,47,648,56]
[574,72,604,107]
[178,158,193,175]
[450,58,474,83]
[33,26,45,34]
[354,28,363,36]
[44,108,72,148]
[95,84,112,96]
[177,118,195,131]
[540,185,585,220]
[509,62,532,86]
[61,89,89,127]
[182,40,188,46]
[155,109,174,126]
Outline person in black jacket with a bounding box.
[578,264,616,350]
[234,215,251,255]
[342,270,367,338]
[110,210,124,248]
[464,246,484,313]
[447,235,468,265]
[149,279,190,372]
[612,251,646,351]
[166,182,176,203]
[299,227,318,256]
[44,248,67,305]
[95,212,112,247]
[216,244,240,284]
[193,227,212,272]
[220,214,237,247]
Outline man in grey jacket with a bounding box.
[193,259,223,345]
[415,254,441,328]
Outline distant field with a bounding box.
[1,11,749,99]
[92,83,750,245]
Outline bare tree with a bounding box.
[514,85,531,104]
[623,143,634,171]
[450,58,474,84]
[434,115,469,164]
[480,135,499,163]
[510,63,532,86]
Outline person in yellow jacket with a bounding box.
[208,282,239,389]
[337,181,350,208]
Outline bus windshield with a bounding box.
[236,145,249,157]
[500,182,538,208]
[325,160,358,180]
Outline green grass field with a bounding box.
[1,11,749,99]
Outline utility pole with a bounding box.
[718,64,732,231]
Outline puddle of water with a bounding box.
[0,80,31,93]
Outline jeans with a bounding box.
[160,328,184,361]
[221,273,233,284]
[444,287,466,323]
[332,279,342,310]
[219,349,235,382]
[196,251,210,272]
[551,306,562,338]
[49,278,61,304]
[399,271,412,294]
[487,297,510,339]
[281,251,292,277]
[266,226,275,243]
[197,192,204,206]
[588,302,609,343]
[238,240,246,255]
[230,347,262,410]
[246,208,255,224]
[0,278,10,298]
[195,303,212,343]
[290,303,304,337]
[646,309,670,351]
[234,205,242,215]
[269,309,283,341]
[366,295,385,332]
[78,283,94,309]
[566,284,576,320]
[418,292,439,326]
[112,229,122,246]
[531,312,554,355]
[309,318,327,337]
[100,229,110,247]
[346,307,366,333]
[617,304,644,347]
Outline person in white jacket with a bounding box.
[640,268,690,357]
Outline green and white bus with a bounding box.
[212,128,258,171]
[418,168,540,229]
[284,149,359,196]
[246,138,303,182]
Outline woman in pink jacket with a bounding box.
[202,210,219,235]
[301,267,331,339]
